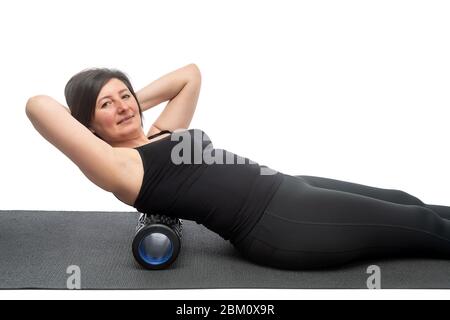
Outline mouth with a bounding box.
[118,115,134,125]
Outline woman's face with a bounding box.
[89,78,142,142]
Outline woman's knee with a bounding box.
[390,189,424,206]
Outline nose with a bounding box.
[117,99,131,112]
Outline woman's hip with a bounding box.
[232,175,310,257]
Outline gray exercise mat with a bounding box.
[0,210,449,289]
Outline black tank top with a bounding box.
[132,128,284,244]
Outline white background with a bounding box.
[1,0,450,299]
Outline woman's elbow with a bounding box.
[25,95,51,117]
[187,64,202,80]
[26,94,50,107]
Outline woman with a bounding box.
[25,64,450,270]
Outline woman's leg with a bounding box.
[296,175,450,220]
[236,174,450,270]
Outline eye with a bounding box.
[100,94,131,108]
[101,101,111,108]
[101,101,110,108]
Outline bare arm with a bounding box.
[136,63,201,112]
[25,95,120,193]
[136,63,202,135]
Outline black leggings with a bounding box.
[233,174,450,270]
